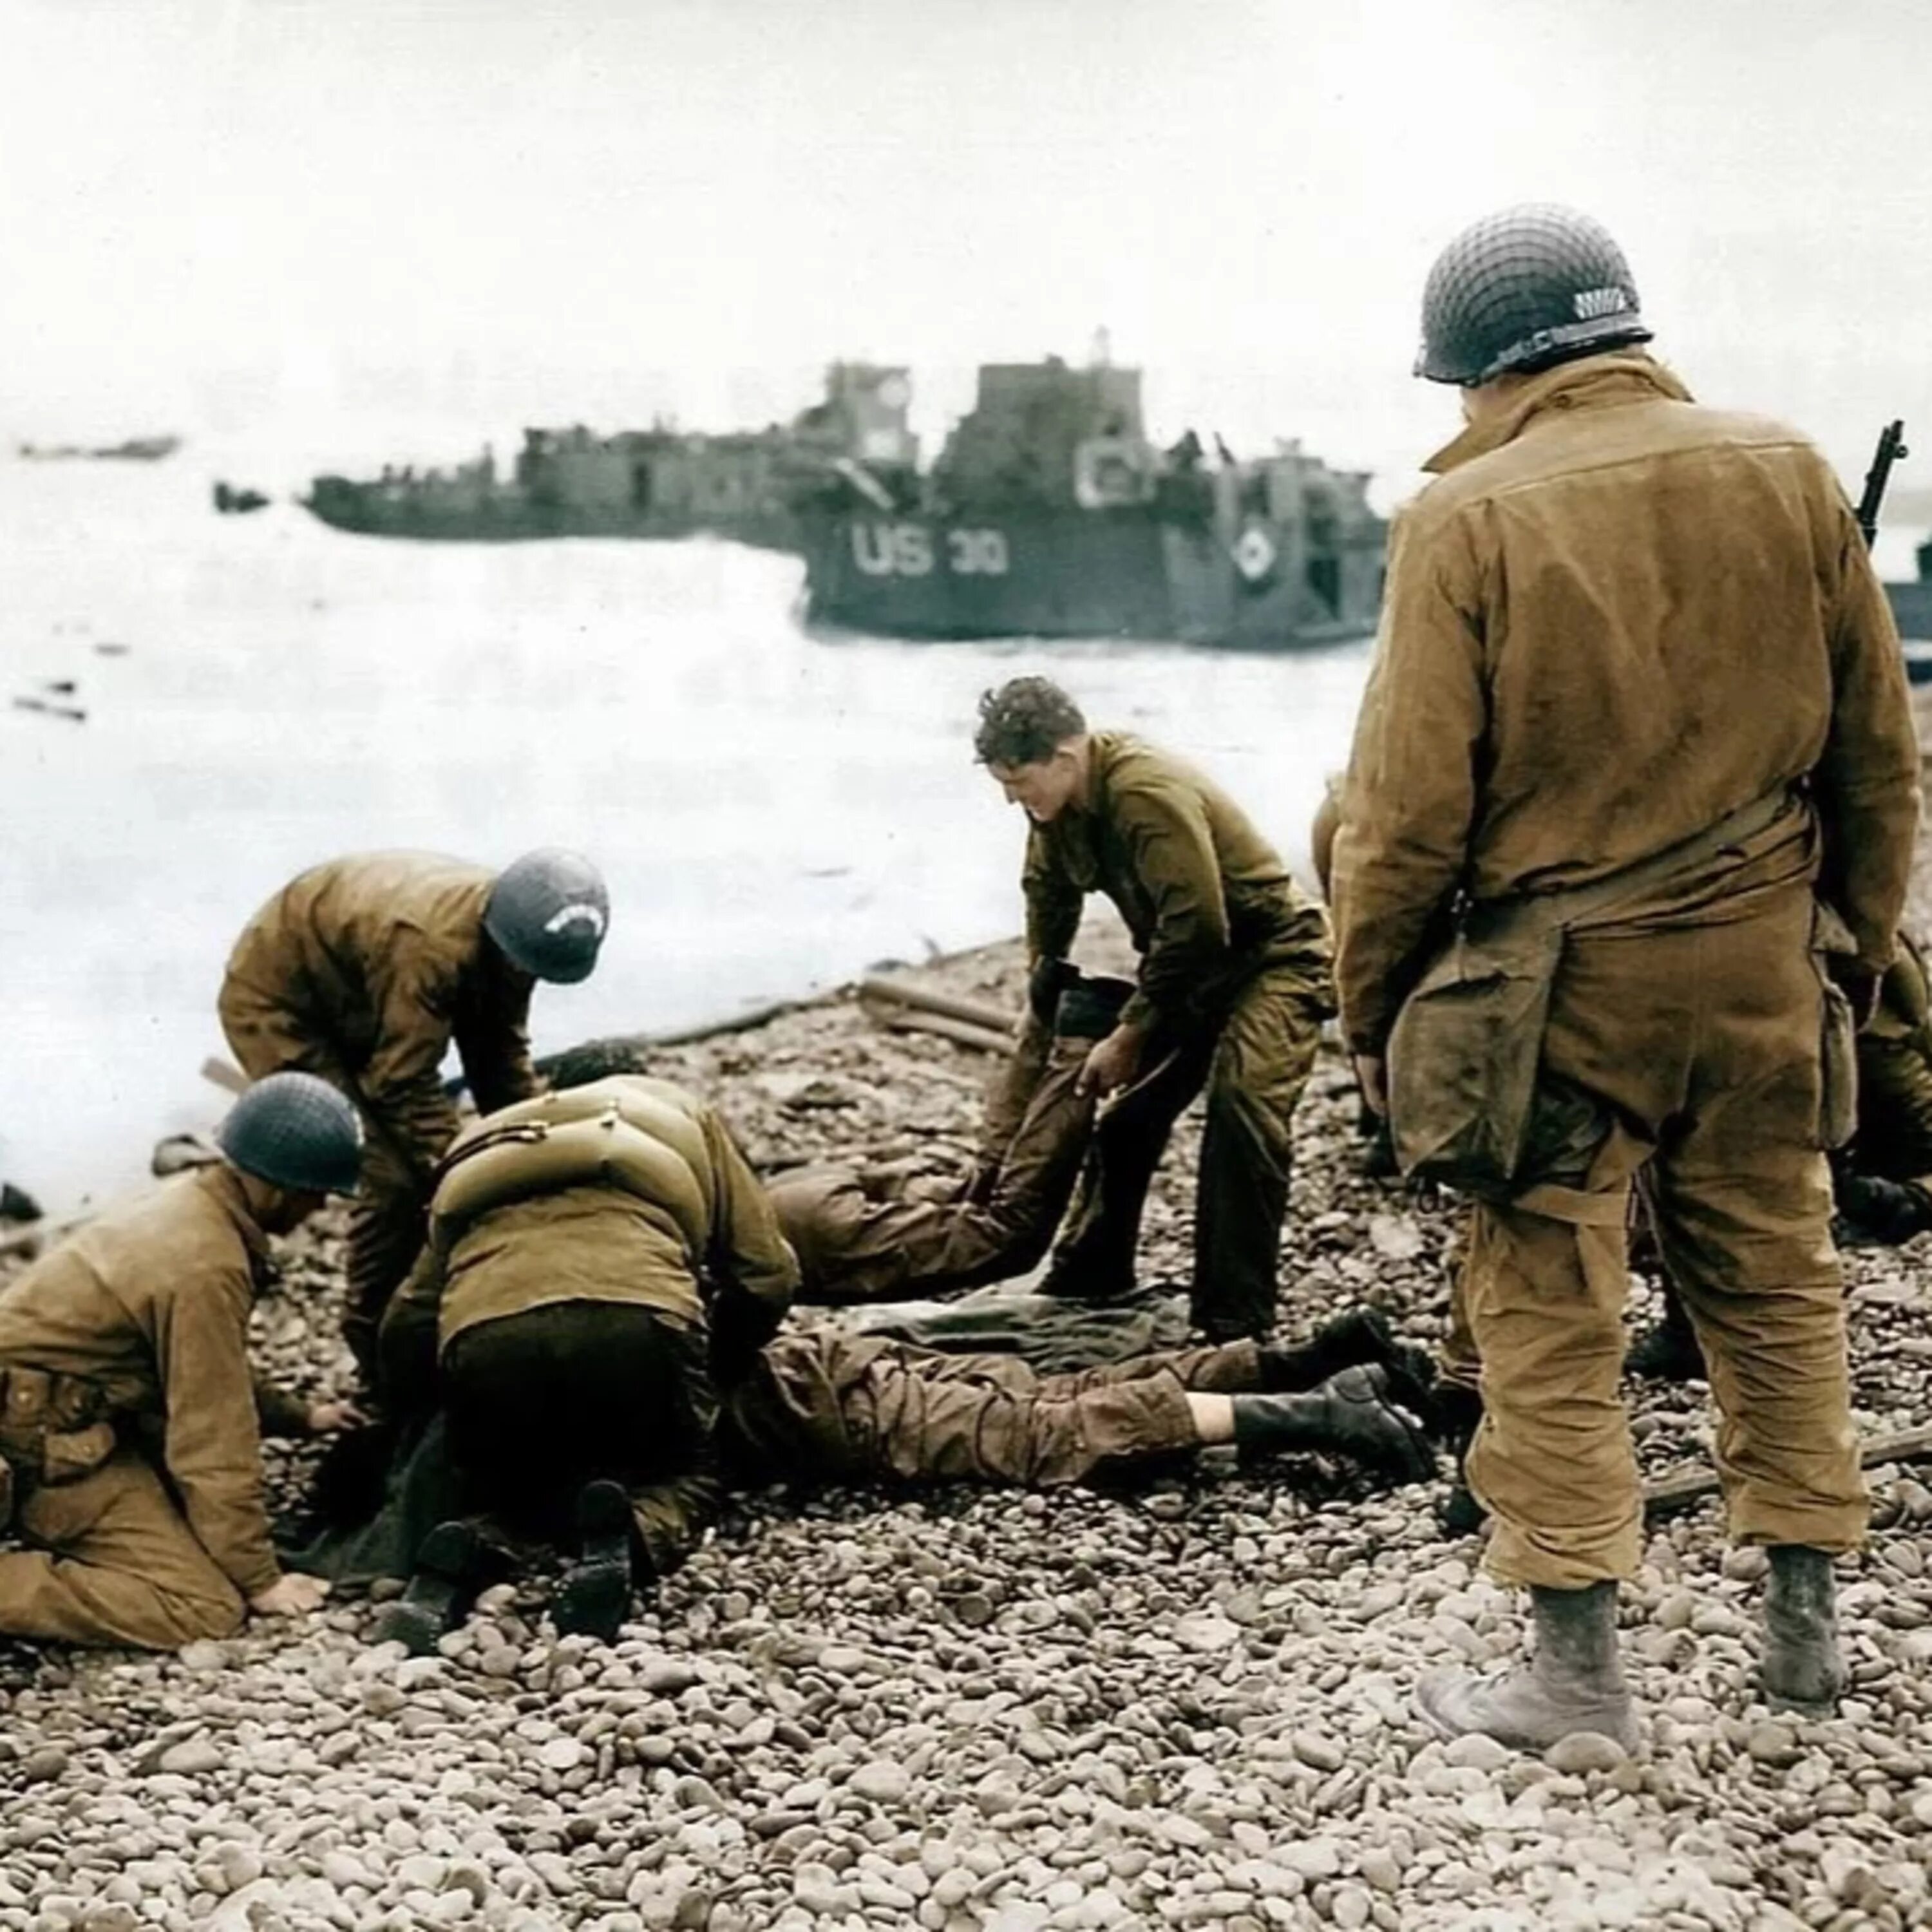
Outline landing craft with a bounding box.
[793,352,1387,650]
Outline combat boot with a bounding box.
[1434,1382,1488,1536]
[1624,1299,1704,1383]
[1416,1582,1636,1752]
[1054,974,1136,1041]
[554,1480,635,1643]
[375,1519,482,1657]
[1760,1545,1846,1715]
[1231,1364,1435,1482]
[1258,1307,1438,1415]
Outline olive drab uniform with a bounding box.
[768,1035,1097,1303]
[1310,779,1482,1400]
[1022,732,1333,1339]
[1852,933,1932,1185]
[1333,352,1920,1589]
[378,1076,798,1580]
[0,1169,298,1648]
[220,853,544,1372]
[717,1332,1265,1495]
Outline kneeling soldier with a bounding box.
[0,1074,362,1648]
[377,1075,799,1645]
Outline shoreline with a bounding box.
[2,766,1931,1927]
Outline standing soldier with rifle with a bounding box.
[1332,204,1918,1748]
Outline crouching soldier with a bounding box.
[376,1075,798,1646]
[220,848,611,1374]
[768,971,1135,1302]
[974,677,1336,1340]
[0,1074,362,1648]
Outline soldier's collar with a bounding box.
[197,1162,275,1276]
[1422,352,1694,475]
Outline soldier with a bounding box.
[374,1073,1435,1649]
[1332,204,1918,1747]
[220,848,610,1374]
[0,1073,363,1649]
[1629,931,1932,1379]
[767,970,1135,1303]
[377,1074,799,1644]
[975,677,1334,1341]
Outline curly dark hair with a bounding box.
[972,676,1087,768]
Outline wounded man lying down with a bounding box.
[365,1072,1435,1648]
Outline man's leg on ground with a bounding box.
[1193,974,1323,1340]
[0,1452,244,1648]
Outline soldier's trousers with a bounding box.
[768,1041,1095,1302]
[1048,966,1325,1340]
[442,1301,720,1579]
[1462,889,1866,1589]
[0,1451,245,1648]
[746,1332,1260,1488]
[218,992,426,1378]
[1851,1031,1932,1184]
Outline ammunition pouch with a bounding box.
[432,1083,712,1257]
[0,1364,118,1511]
[1386,788,1797,1200]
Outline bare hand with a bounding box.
[249,1572,331,1618]
[1354,1054,1388,1119]
[1078,1025,1144,1099]
[305,1399,370,1435]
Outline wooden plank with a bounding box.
[860,976,1019,1037]
[874,1008,1013,1056]
[1643,1423,1932,1514]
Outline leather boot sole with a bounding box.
[375,1520,480,1657]
[554,1480,634,1643]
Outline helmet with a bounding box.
[1416,204,1651,386]
[218,1072,363,1195]
[484,849,610,984]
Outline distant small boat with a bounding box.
[16,434,182,462]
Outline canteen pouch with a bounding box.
[1385,913,1595,1199]
[1383,787,1798,1200]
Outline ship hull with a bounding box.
[800,508,1378,650]
[1888,580,1932,645]
[301,485,797,552]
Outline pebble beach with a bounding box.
[7,704,1932,1932]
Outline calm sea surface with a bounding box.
[0,459,1374,1214]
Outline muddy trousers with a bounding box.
[768,1043,1096,1303]
[822,1335,1262,1486]
[0,1452,245,1648]
[1462,891,1866,1589]
[1048,971,1323,1340]
[218,994,428,1378]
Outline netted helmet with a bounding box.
[485,849,610,984]
[218,1072,363,1195]
[1416,204,1651,386]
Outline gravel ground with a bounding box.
[6,749,1932,1929]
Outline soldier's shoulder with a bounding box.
[1098,733,1202,800]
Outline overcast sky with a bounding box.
[5,0,1931,496]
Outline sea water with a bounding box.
[0,459,1372,1214]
